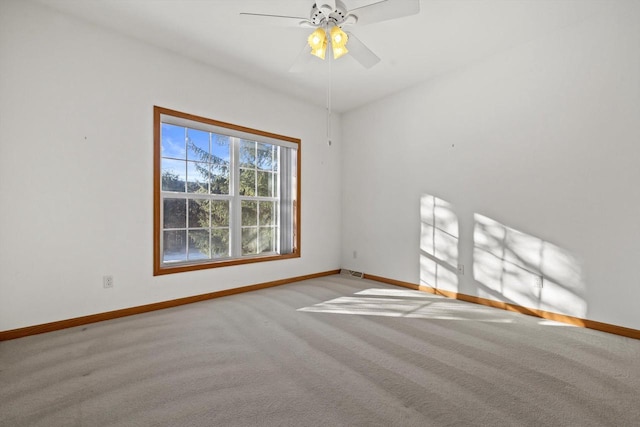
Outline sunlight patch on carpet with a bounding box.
[298,288,514,322]
[537,320,577,327]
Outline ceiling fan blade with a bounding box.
[346,32,381,69]
[239,12,310,27]
[289,43,314,73]
[347,0,420,26]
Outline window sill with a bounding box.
[153,251,300,276]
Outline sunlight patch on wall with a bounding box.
[419,194,459,292]
[473,214,587,318]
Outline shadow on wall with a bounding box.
[420,194,587,318]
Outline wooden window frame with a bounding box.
[153,106,301,276]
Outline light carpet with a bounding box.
[1,275,639,426]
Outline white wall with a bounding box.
[0,1,342,331]
[341,1,640,330]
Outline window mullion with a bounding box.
[231,137,242,258]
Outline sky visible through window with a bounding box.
[161,123,231,184]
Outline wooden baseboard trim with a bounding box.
[0,269,340,341]
[363,273,640,340]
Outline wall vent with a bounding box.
[340,269,364,279]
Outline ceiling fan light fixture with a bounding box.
[308,28,326,49]
[308,28,328,59]
[330,25,348,49]
[329,25,348,60]
[311,40,328,59]
[332,45,349,60]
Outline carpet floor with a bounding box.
[1,275,639,426]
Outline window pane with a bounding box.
[212,134,230,163]
[189,199,209,228]
[210,164,229,195]
[188,229,210,260]
[259,201,275,226]
[257,143,273,171]
[163,230,187,263]
[163,198,186,229]
[240,168,256,196]
[161,124,186,159]
[242,228,257,255]
[242,201,257,227]
[161,158,186,192]
[186,128,210,162]
[211,134,230,194]
[257,171,274,197]
[211,200,229,227]
[273,149,279,172]
[186,161,209,193]
[240,139,256,167]
[259,227,275,253]
[211,228,230,258]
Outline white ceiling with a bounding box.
[37,0,612,112]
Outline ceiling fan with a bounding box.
[240,0,420,69]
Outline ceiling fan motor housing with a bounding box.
[311,1,349,26]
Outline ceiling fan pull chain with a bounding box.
[327,46,332,147]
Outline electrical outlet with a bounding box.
[457,264,464,275]
[534,276,543,288]
[103,275,114,288]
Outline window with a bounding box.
[153,107,300,275]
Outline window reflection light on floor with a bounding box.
[537,320,577,327]
[297,288,514,323]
